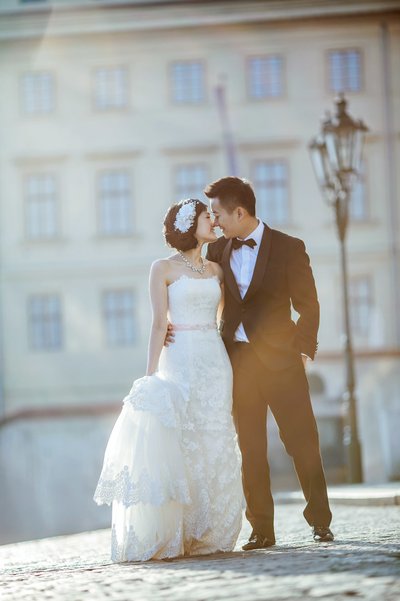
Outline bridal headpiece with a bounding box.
[174,199,198,233]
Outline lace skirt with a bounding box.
[93,374,243,561]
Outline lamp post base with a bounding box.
[343,434,363,484]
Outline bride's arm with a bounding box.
[211,262,224,325]
[217,282,224,324]
[146,260,168,376]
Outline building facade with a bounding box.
[0,0,399,542]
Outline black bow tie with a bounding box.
[231,237,257,250]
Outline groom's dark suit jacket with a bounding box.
[206,224,319,371]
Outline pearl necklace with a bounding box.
[178,251,206,274]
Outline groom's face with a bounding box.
[210,198,240,239]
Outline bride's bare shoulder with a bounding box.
[150,256,180,277]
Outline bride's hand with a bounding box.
[164,322,175,347]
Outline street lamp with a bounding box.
[309,94,368,484]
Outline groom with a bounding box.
[204,176,333,548]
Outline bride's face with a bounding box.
[195,210,218,243]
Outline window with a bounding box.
[103,290,137,346]
[98,170,132,236]
[252,160,290,225]
[349,276,373,337]
[328,49,362,93]
[28,294,62,351]
[21,72,54,114]
[247,55,284,99]
[174,164,208,201]
[350,162,368,222]
[25,174,58,240]
[94,67,128,110]
[171,61,205,104]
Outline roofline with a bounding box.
[0,0,399,42]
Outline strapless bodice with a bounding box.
[167,275,221,327]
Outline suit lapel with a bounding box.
[243,223,272,302]
[221,239,242,303]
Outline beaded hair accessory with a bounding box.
[173,200,198,233]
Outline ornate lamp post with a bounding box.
[309,94,368,483]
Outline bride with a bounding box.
[93,198,243,561]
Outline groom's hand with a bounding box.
[164,323,175,347]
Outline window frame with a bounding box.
[326,47,364,95]
[173,162,209,202]
[27,293,63,352]
[20,70,56,116]
[102,289,137,347]
[23,172,59,241]
[92,65,129,112]
[349,159,370,224]
[250,158,291,226]
[246,54,286,101]
[348,275,373,339]
[169,59,207,106]
[96,168,134,237]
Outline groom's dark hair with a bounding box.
[204,176,256,216]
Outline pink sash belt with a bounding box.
[173,323,217,332]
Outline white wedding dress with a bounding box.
[93,274,243,561]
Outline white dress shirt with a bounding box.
[230,219,265,343]
[230,220,310,360]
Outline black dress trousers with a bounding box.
[228,341,332,541]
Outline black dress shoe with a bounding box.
[242,533,275,551]
[313,526,334,542]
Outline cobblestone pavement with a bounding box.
[1,504,399,600]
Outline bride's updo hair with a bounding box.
[163,199,207,252]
